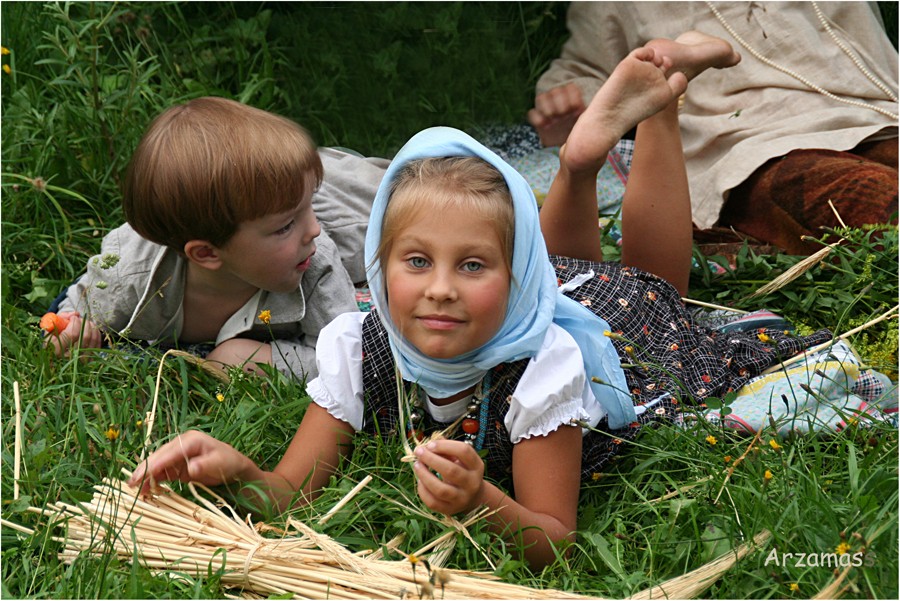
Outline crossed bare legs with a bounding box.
[540,32,740,297]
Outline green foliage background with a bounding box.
[1,2,898,600]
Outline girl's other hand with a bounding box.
[413,439,485,515]
[128,430,256,495]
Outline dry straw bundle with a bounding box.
[11,470,774,600]
[36,474,590,600]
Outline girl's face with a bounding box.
[385,202,510,359]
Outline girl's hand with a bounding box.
[44,312,103,357]
[127,430,257,495]
[413,439,485,515]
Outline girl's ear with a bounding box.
[183,240,222,270]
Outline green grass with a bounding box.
[2,2,898,599]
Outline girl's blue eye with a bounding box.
[409,257,428,268]
[463,261,482,272]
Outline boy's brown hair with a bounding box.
[122,97,323,251]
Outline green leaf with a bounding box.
[583,532,626,579]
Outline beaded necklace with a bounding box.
[406,372,493,451]
[706,0,898,120]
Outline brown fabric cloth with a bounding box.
[718,139,898,255]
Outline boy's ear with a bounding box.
[183,240,222,269]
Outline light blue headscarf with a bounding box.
[364,127,635,429]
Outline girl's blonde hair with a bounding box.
[376,156,514,271]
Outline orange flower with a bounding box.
[40,312,70,336]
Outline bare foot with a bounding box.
[562,47,687,174]
[645,31,741,81]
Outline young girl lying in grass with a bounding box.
[130,34,831,568]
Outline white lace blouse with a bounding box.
[307,312,607,444]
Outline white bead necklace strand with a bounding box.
[706,0,899,121]
[811,1,897,103]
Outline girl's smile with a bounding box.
[385,205,510,359]
[418,314,465,330]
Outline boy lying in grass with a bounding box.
[46,97,386,380]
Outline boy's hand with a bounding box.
[128,430,256,496]
[527,82,586,147]
[413,439,485,516]
[44,312,103,357]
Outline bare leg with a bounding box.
[541,47,686,263]
[620,101,692,296]
[623,32,739,295]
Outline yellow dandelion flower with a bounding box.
[104,426,120,441]
[789,583,799,593]
[257,309,271,324]
[763,469,773,481]
[216,393,225,403]
[769,439,782,451]
[706,434,717,445]
[836,542,851,555]
[3,64,12,75]
[408,553,419,565]
[135,419,143,428]
[723,455,732,463]
[591,472,602,481]
[757,332,771,343]
[1,47,10,55]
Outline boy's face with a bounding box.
[384,202,510,359]
[215,192,321,294]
